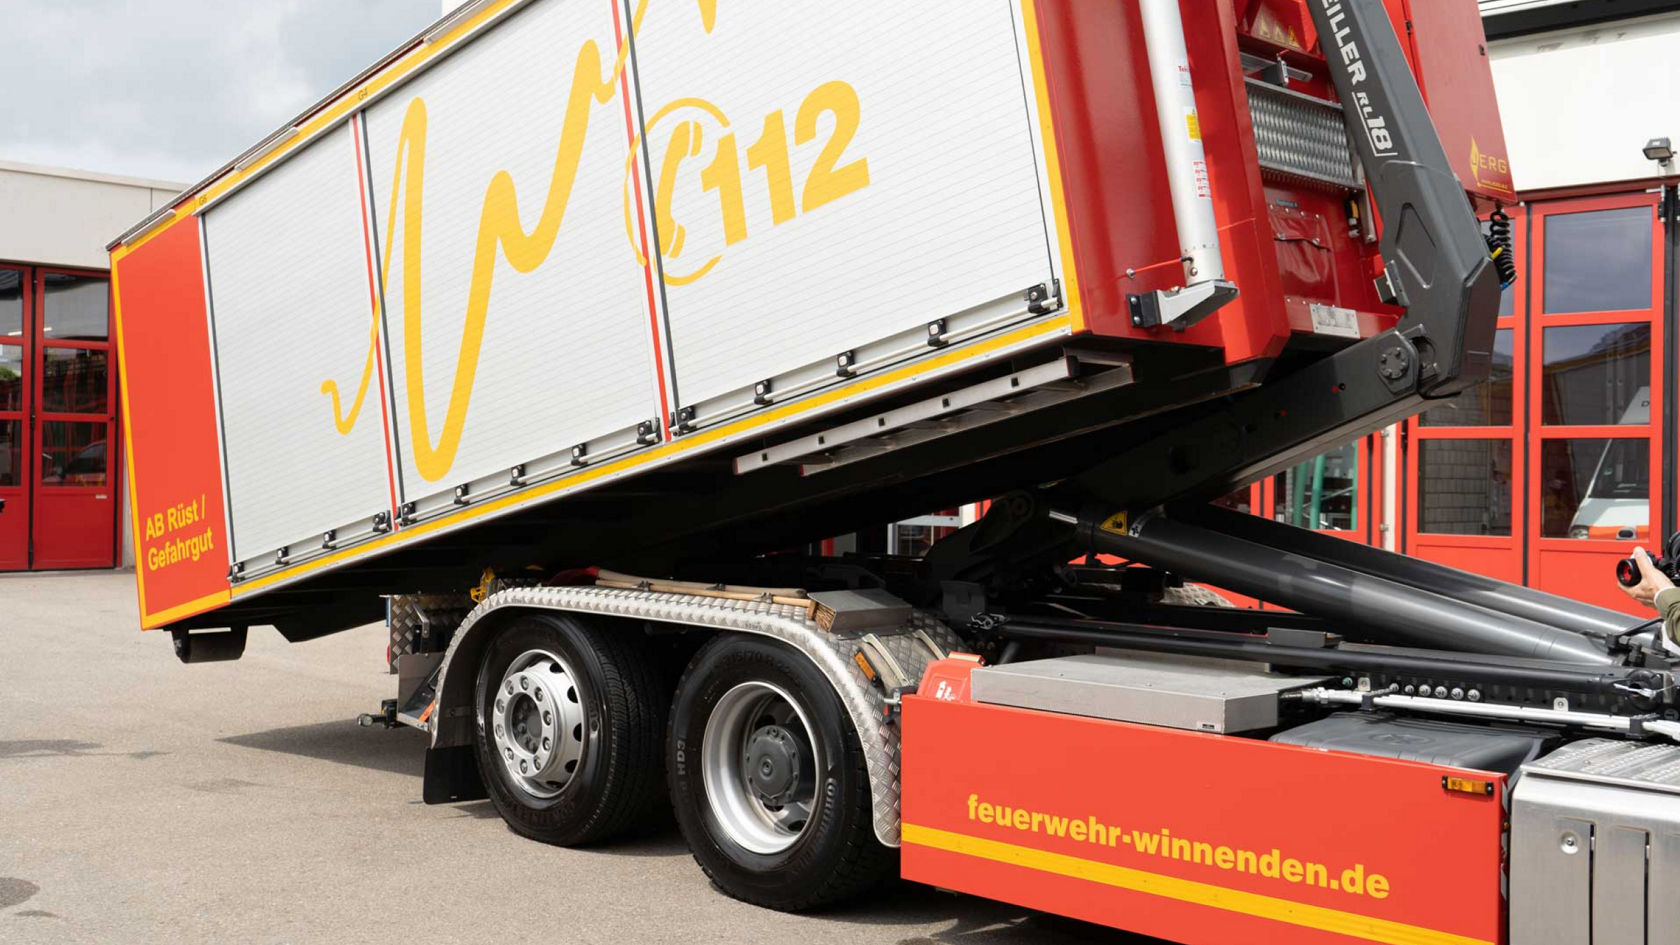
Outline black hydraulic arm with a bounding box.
[1062,0,1502,510]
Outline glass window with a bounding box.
[0,269,20,338]
[41,273,109,342]
[40,348,107,414]
[1417,439,1512,535]
[0,419,19,487]
[1421,329,1514,427]
[1541,438,1649,540]
[38,421,107,487]
[0,345,21,413]
[1272,442,1358,531]
[1540,324,1650,426]
[1543,206,1651,314]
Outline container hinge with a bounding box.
[372,511,391,533]
[1026,279,1061,315]
[835,349,858,377]
[926,318,949,348]
[671,406,697,434]
[1128,279,1238,331]
[636,419,659,445]
[753,379,773,405]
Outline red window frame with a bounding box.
[29,265,120,569]
[1404,205,1526,585]
[1524,193,1664,615]
[0,265,31,570]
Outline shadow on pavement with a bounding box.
[220,719,426,777]
[806,878,1167,945]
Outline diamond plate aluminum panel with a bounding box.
[431,584,962,846]
[1245,80,1360,190]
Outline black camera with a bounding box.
[1616,530,1680,587]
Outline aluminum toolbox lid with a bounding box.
[1522,738,1680,796]
[1270,712,1557,774]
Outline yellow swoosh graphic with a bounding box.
[325,0,717,483]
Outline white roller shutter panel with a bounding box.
[204,125,393,562]
[627,1,1057,409]
[362,0,663,499]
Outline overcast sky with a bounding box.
[0,0,441,186]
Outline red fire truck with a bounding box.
[109,1,1675,942]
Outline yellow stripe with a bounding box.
[111,262,149,621]
[902,824,1492,945]
[1018,0,1083,332]
[109,0,526,264]
[229,316,1070,596]
[144,590,234,628]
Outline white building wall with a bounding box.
[0,161,179,269]
[1488,12,1680,192]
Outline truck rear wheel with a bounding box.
[473,613,666,845]
[668,635,890,910]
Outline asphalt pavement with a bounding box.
[0,570,1160,945]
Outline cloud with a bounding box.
[0,0,439,184]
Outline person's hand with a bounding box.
[1621,546,1675,608]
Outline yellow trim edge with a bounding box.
[901,824,1493,945]
[143,590,234,629]
[1019,0,1083,332]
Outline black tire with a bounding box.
[667,634,892,910]
[473,612,667,845]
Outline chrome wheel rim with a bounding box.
[490,648,587,800]
[701,680,821,855]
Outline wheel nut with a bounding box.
[495,724,504,737]
[520,677,529,691]
[505,748,513,761]
[535,687,544,702]
[520,760,528,773]
[542,738,551,750]
[496,699,505,713]
[506,680,514,695]
[543,712,552,725]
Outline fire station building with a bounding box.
[0,160,182,571]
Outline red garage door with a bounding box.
[0,265,119,571]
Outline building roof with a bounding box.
[0,158,185,197]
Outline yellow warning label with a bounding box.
[1099,511,1130,535]
[1186,111,1201,142]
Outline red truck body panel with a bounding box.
[903,659,1507,945]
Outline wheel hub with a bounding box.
[746,725,802,804]
[701,680,822,855]
[489,649,586,799]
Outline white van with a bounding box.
[1567,387,1651,540]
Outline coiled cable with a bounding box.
[1485,209,1517,289]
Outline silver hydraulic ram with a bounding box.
[1075,510,1614,665]
[1135,0,1238,329]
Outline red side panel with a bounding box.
[901,666,1506,945]
[1390,0,1516,204]
[112,221,231,628]
[1032,0,1291,364]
